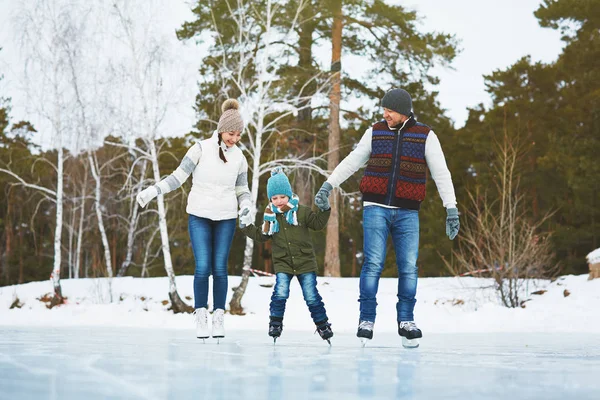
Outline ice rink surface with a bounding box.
[1,327,599,400]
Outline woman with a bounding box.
[137,99,252,340]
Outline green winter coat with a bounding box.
[241,205,330,275]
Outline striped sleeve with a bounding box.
[236,156,251,208]
[154,142,202,195]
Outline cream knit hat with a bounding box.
[217,99,244,133]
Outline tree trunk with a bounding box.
[50,145,64,308]
[149,140,192,313]
[118,159,146,277]
[74,161,88,279]
[88,151,113,302]
[324,0,342,277]
[18,206,24,284]
[3,187,13,285]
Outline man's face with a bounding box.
[383,108,408,128]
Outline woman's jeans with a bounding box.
[360,206,420,323]
[188,215,236,310]
[270,272,328,324]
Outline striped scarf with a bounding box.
[262,194,300,235]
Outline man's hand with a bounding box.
[314,182,333,211]
[136,186,158,208]
[446,207,460,240]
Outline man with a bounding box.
[314,88,459,346]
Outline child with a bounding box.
[239,167,333,343]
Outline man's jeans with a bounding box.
[359,206,420,323]
[270,272,328,324]
[189,215,236,310]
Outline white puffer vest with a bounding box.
[186,132,247,220]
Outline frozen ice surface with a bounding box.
[0,327,599,400]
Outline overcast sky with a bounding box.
[400,0,564,127]
[0,0,565,146]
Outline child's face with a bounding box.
[271,195,289,208]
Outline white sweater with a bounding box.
[327,126,457,209]
[154,131,251,220]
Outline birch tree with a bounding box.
[1,0,90,306]
[107,0,193,312]
[59,2,117,296]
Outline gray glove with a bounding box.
[136,186,158,208]
[446,208,460,240]
[314,182,333,211]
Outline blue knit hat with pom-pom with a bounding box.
[267,167,293,199]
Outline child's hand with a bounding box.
[314,182,333,211]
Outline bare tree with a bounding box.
[107,0,193,312]
[444,110,558,307]
[1,0,93,306]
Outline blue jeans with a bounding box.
[359,206,420,322]
[270,272,328,324]
[188,215,236,310]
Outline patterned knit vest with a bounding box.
[359,118,431,210]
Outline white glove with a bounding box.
[239,211,254,228]
[238,200,255,228]
[136,186,158,208]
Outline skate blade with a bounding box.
[402,337,420,348]
[359,337,370,347]
[327,339,331,346]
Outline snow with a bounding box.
[2,275,600,399]
[1,274,600,334]
[587,248,600,265]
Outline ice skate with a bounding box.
[356,320,374,347]
[398,321,422,348]
[316,320,333,346]
[194,308,209,341]
[212,309,225,342]
[269,317,283,344]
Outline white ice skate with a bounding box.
[212,308,225,343]
[194,308,209,341]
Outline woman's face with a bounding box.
[221,131,242,147]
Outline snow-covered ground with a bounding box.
[2,275,599,399]
[1,274,599,333]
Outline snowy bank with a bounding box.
[1,275,599,333]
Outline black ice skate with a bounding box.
[315,320,333,345]
[269,317,283,344]
[398,321,422,348]
[356,320,374,347]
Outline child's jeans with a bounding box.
[270,272,328,324]
[188,215,236,310]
